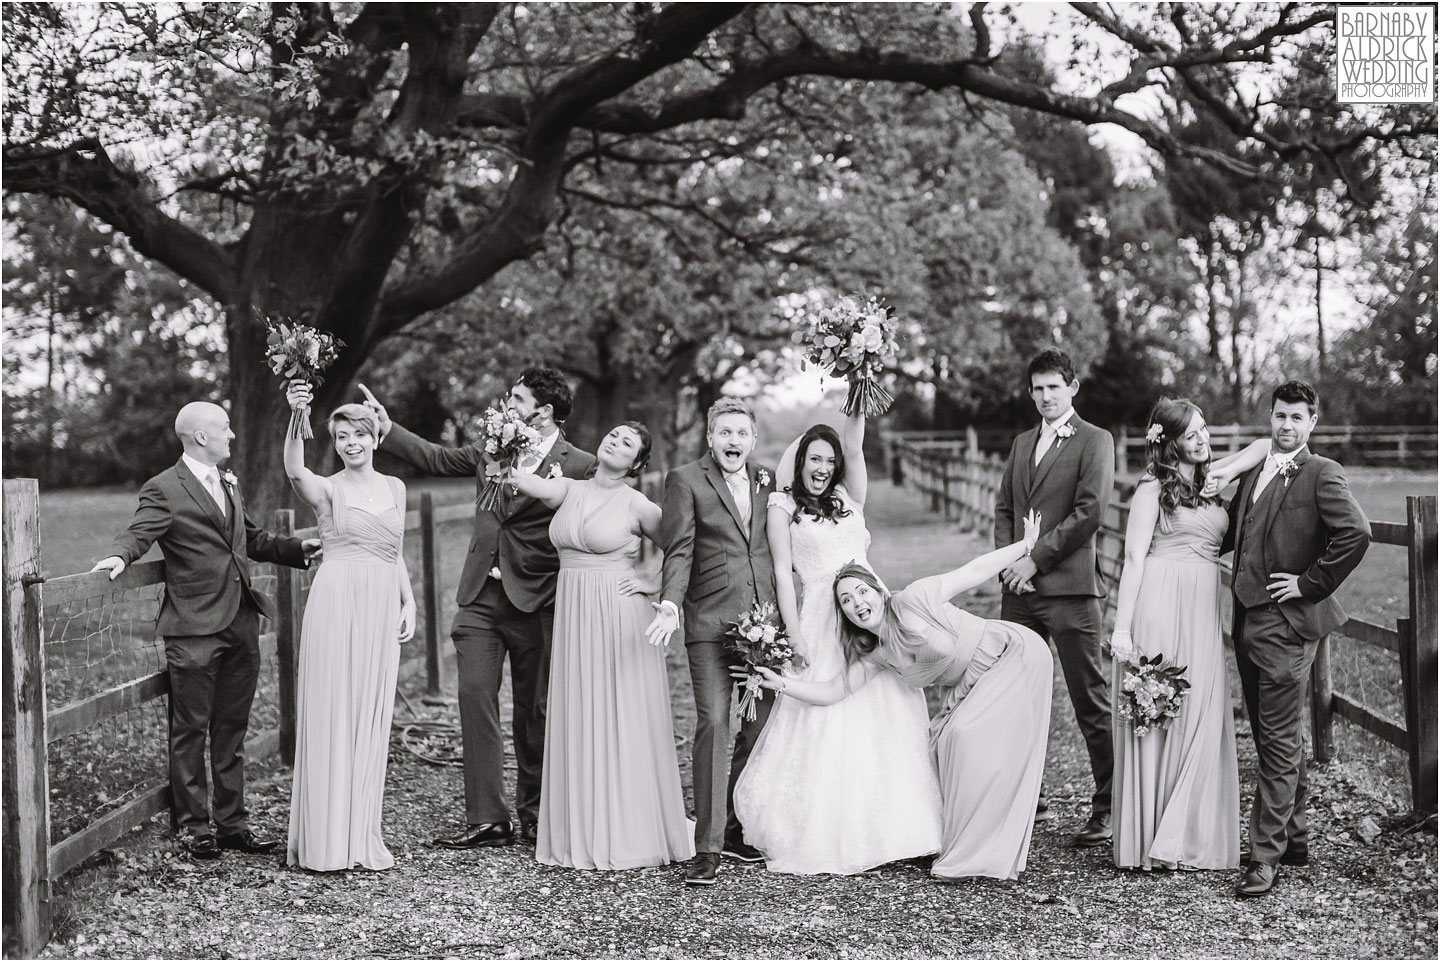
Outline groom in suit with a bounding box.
[646,397,777,886]
[93,401,319,859]
[994,348,1115,848]
[1225,379,1369,897]
[364,368,596,849]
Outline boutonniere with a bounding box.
[1278,459,1300,485]
[755,468,770,493]
[220,470,239,489]
[547,463,563,480]
[1055,423,1076,441]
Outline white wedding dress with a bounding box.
[733,486,942,874]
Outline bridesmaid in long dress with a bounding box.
[1108,398,1267,871]
[282,384,415,871]
[746,512,1050,881]
[507,421,693,870]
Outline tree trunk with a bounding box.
[1315,234,1327,379]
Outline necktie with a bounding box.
[1034,424,1057,465]
[1252,455,1280,503]
[206,470,227,517]
[727,471,751,528]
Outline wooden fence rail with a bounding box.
[1,481,474,958]
[884,431,1438,818]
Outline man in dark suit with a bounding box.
[1224,379,1369,897]
[361,369,596,849]
[93,401,318,859]
[645,397,777,886]
[994,348,1116,848]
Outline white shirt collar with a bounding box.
[182,453,220,483]
[532,429,559,461]
[1042,408,1078,433]
[1271,444,1305,467]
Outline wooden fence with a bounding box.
[0,479,476,959]
[884,431,1438,819]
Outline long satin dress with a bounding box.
[1112,502,1241,870]
[536,480,693,869]
[288,475,404,871]
[875,576,1053,880]
[733,487,941,874]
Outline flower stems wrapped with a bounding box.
[798,293,901,417]
[265,320,344,440]
[725,601,805,722]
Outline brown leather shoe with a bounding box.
[1072,811,1112,848]
[1236,862,1279,898]
[433,822,514,849]
[216,830,279,854]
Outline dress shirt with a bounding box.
[182,453,227,518]
[1252,445,1303,503]
[1034,408,1078,465]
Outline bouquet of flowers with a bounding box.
[1116,652,1191,737]
[797,293,901,417]
[474,405,543,510]
[265,320,344,439]
[726,601,806,722]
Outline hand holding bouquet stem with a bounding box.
[266,319,344,439]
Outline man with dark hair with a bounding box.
[360,368,596,849]
[994,348,1116,848]
[1224,379,1369,897]
[646,396,778,886]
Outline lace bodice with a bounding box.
[768,486,871,589]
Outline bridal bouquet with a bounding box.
[1116,653,1191,737]
[265,319,344,439]
[474,405,543,510]
[797,293,901,417]
[726,601,806,722]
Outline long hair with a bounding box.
[787,424,851,523]
[831,563,896,667]
[1143,396,1214,515]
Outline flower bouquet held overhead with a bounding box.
[475,406,543,511]
[798,293,902,417]
[726,601,806,722]
[265,319,344,440]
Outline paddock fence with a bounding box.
[883,429,1437,821]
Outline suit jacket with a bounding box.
[383,422,596,612]
[994,415,1115,597]
[1223,446,1371,640]
[110,460,308,637]
[659,454,777,644]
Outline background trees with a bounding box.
[3,2,1434,506]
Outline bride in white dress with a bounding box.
[733,410,941,875]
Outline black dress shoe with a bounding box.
[181,834,221,860]
[1072,812,1113,848]
[433,821,514,849]
[216,830,279,854]
[685,852,721,886]
[1236,862,1279,898]
[1240,843,1309,867]
[519,819,539,844]
[722,839,765,863]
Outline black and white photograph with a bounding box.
[1,2,1435,958]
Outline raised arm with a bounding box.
[1108,479,1161,659]
[766,504,805,649]
[506,468,571,509]
[1208,438,1269,490]
[284,382,332,511]
[938,510,1041,599]
[841,410,868,506]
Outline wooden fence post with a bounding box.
[1115,426,1129,476]
[271,509,300,767]
[1404,496,1437,813]
[965,425,979,460]
[420,492,445,699]
[3,479,52,957]
[890,438,905,487]
[1309,633,1334,764]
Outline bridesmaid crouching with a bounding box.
[746,512,1051,881]
[282,383,415,871]
[506,421,694,870]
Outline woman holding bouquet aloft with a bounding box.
[732,410,941,875]
[506,422,693,870]
[1109,398,1268,872]
[746,512,1050,881]
[282,382,414,871]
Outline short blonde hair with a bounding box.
[327,403,378,438]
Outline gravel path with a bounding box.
[41,483,1436,959]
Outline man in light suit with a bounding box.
[646,397,777,887]
[994,348,1116,848]
[1225,379,1369,897]
[93,401,319,860]
[362,369,596,849]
